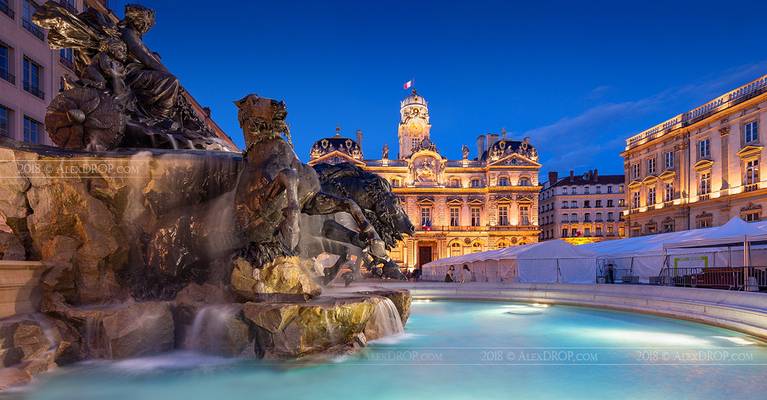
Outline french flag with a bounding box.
[403,80,413,90]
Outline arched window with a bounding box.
[472,242,482,253]
[450,241,462,257]
[518,177,532,186]
[498,176,509,186]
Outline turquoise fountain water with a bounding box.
[17,301,767,399]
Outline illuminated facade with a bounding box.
[622,74,767,236]
[539,169,626,244]
[308,90,542,268]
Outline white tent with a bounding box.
[421,240,597,284]
[581,217,767,282]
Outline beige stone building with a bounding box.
[622,73,767,236]
[0,0,234,147]
[308,90,542,269]
[539,169,625,244]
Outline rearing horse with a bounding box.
[233,95,386,266]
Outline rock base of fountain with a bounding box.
[0,141,411,387]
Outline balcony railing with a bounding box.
[22,19,45,40]
[744,183,758,192]
[23,82,45,99]
[626,74,767,149]
[0,1,14,18]
[0,69,14,84]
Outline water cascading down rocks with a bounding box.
[0,1,413,388]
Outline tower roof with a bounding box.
[309,128,364,161]
[401,89,428,108]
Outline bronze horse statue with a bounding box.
[233,95,388,266]
[300,162,415,283]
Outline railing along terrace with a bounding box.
[656,266,767,291]
[626,74,767,149]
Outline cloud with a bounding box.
[524,61,767,175]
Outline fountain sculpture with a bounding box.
[0,1,412,386]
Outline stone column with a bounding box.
[720,125,730,191]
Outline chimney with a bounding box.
[569,170,574,182]
[487,133,500,148]
[356,129,363,149]
[592,168,599,182]
[476,135,486,159]
[501,128,507,140]
[548,171,558,185]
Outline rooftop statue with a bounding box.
[33,2,236,151]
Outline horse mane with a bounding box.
[313,162,403,248]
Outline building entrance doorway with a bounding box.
[418,245,433,267]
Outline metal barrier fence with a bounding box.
[656,266,767,291]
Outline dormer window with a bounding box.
[498,177,509,186]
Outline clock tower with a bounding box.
[398,90,432,159]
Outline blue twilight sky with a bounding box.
[113,0,767,176]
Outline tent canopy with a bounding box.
[422,240,595,269]
[664,217,767,249]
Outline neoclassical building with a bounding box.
[539,169,626,244]
[308,90,542,269]
[622,73,767,236]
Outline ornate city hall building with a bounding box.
[308,90,542,269]
[622,73,767,236]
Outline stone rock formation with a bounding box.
[230,256,322,302]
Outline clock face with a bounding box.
[408,122,423,134]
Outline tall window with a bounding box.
[664,182,674,202]
[698,139,710,159]
[561,228,568,237]
[420,207,431,227]
[647,187,656,205]
[0,43,10,84]
[607,185,613,193]
[583,200,591,208]
[22,0,44,40]
[595,212,602,222]
[23,116,41,143]
[0,105,9,138]
[631,163,639,179]
[584,213,591,222]
[562,187,568,195]
[570,213,577,222]
[23,57,43,99]
[584,186,590,194]
[470,207,481,226]
[561,214,569,223]
[744,121,759,144]
[607,199,613,207]
[699,172,711,196]
[632,191,640,208]
[596,185,601,194]
[470,178,481,188]
[59,48,74,68]
[449,178,460,188]
[561,201,568,209]
[518,177,531,186]
[595,200,602,208]
[519,206,530,225]
[607,212,614,222]
[570,200,577,208]
[498,206,509,226]
[745,159,759,189]
[498,176,509,186]
[1,0,13,18]
[647,157,656,175]
[449,207,460,226]
[664,151,674,170]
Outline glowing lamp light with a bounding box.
[581,329,710,347]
